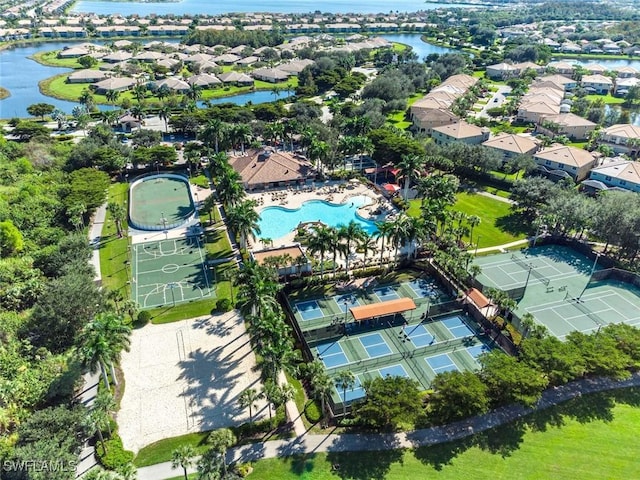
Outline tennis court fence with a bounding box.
[589,267,640,289]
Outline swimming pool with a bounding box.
[257,196,377,239]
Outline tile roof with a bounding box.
[534,145,596,167]
[229,149,314,187]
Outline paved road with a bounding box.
[137,372,640,480]
[476,85,512,119]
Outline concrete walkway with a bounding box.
[137,372,640,480]
[89,203,107,284]
[477,190,514,204]
[471,238,530,255]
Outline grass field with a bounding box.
[31,50,83,69]
[99,183,131,295]
[585,93,625,105]
[245,388,640,480]
[408,192,526,248]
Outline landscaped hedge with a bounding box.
[96,434,134,470]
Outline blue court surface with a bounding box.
[406,278,441,298]
[296,300,324,321]
[442,315,475,339]
[374,286,400,301]
[316,342,349,369]
[404,324,435,347]
[426,353,459,374]
[466,344,491,359]
[359,333,393,358]
[379,364,409,378]
[334,294,360,313]
[336,376,366,402]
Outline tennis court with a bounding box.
[334,294,360,313]
[374,285,400,301]
[442,315,476,339]
[132,237,213,309]
[474,245,640,340]
[359,333,393,358]
[296,300,324,321]
[316,342,349,369]
[405,324,435,347]
[406,278,446,299]
[426,353,459,374]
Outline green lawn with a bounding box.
[408,192,526,248]
[134,431,210,467]
[99,183,131,295]
[247,388,640,480]
[31,50,83,69]
[148,299,216,324]
[585,93,625,105]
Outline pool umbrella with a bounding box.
[383,183,401,192]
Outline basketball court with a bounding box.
[132,237,214,309]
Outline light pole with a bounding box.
[474,235,482,256]
[524,264,533,291]
[578,252,602,302]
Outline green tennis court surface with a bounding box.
[132,237,214,309]
[474,245,640,339]
[129,175,195,230]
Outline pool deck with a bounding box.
[248,181,405,267]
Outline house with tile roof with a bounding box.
[581,74,613,95]
[588,159,640,193]
[431,121,490,146]
[229,148,315,190]
[533,145,597,182]
[482,133,539,161]
[599,124,640,155]
[536,113,597,141]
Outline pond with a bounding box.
[380,34,457,60]
[0,41,292,117]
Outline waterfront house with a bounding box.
[251,67,290,83]
[599,124,640,155]
[581,74,613,94]
[92,77,136,94]
[187,74,222,87]
[68,69,109,83]
[614,77,640,97]
[614,66,639,78]
[218,71,254,86]
[536,113,597,141]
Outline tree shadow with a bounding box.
[473,419,526,457]
[326,435,404,480]
[413,435,475,471]
[495,212,532,236]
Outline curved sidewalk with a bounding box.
[137,372,640,480]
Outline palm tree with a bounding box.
[206,428,236,476]
[397,154,425,201]
[334,370,355,417]
[307,225,334,279]
[230,123,252,155]
[200,118,227,153]
[358,232,378,272]
[216,167,246,208]
[158,104,171,133]
[375,221,396,269]
[186,83,203,102]
[226,199,260,249]
[308,139,330,173]
[105,89,120,110]
[235,260,280,318]
[84,406,110,455]
[201,194,217,225]
[79,312,132,388]
[107,203,126,238]
[79,88,95,111]
[171,445,196,480]
[339,221,365,276]
[309,368,333,427]
[238,388,262,425]
[132,83,147,104]
[263,379,294,421]
[467,215,481,245]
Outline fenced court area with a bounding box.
[129,174,196,231]
[286,273,494,409]
[474,245,640,339]
[132,237,214,309]
[312,312,493,405]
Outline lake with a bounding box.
[71,0,475,16]
[0,34,452,117]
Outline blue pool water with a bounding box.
[257,196,377,239]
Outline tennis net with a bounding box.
[511,254,550,286]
